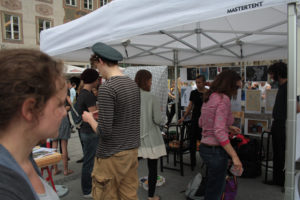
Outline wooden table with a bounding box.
[35,152,62,191]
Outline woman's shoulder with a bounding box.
[210,92,230,103]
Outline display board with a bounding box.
[124,66,168,122]
[265,89,278,114]
[245,90,261,113]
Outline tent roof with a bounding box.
[40,0,299,65]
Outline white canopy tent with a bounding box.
[41,0,298,66]
[40,0,299,199]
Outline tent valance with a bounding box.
[40,0,299,65]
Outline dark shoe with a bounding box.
[76,157,84,163]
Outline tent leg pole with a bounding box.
[285,3,297,200]
[174,49,179,123]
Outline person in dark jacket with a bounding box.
[266,62,287,187]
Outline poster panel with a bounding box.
[245,90,261,113]
[265,89,278,114]
[124,66,168,122]
[209,67,218,81]
[181,86,193,107]
[187,68,197,80]
[199,67,209,81]
[245,66,268,82]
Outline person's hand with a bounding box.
[82,111,94,123]
[92,110,99,120]
[229,126,240,135]
[178,117,184,124]
[232,156,243,175]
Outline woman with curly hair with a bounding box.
[0,49,66,200]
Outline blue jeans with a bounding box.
[199,144,228,200]
[80,131,99,195]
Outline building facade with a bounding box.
[0,0,110,67]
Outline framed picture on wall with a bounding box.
[221,66,241,76]
[198,67,209,81]
[209,67,218,81]
[245,118,268,137]
[187,68,197,80]
[245,65,268,82]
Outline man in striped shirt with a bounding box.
[82,42,140,200]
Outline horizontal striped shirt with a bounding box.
[96,76,140,158]
[198,93,233,146]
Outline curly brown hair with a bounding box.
[90,54,118,68]
[204,70,241,102]
[0,49,64,130]
[134,69,152,91]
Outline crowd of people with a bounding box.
[0,43,294,200]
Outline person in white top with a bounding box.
[258,82,271,104]
[69,81,77,104]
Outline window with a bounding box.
[66,0,76,6]
[37,18,52,43]
[84,0,93,9]
[100,0,108,7]
[3,13,21,40]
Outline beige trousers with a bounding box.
[91,148,139,200]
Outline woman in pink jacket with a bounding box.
[198,70,243,200]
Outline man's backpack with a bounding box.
[68,103,82,132]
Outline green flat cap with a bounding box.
[92,42,123,62]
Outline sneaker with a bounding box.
[83,193,93,199]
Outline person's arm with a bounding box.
[178,101,193,124]
[81,92,98,133]
[214,96,243,172]
[168,91,175,100]
[297,101,300,113]
[213,96,231,146]
[66,95,72,106]
[229,126,241,135]
[223,143,243,173]
[88,105,97,112]
[82,111,98,132]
